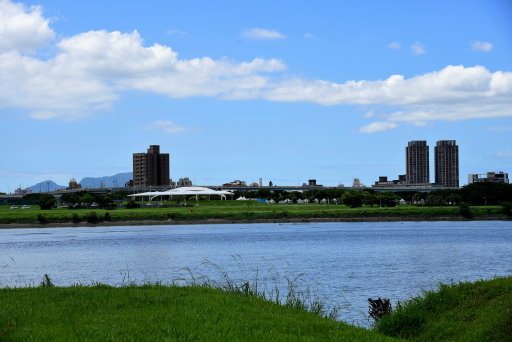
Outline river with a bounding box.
[1,221,511,326]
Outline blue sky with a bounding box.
[1,0,511,192]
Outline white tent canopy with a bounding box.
[128,186,234,200]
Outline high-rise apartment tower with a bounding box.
[133,145,170,187]
[406,140,429,184]
[435,140,459,187]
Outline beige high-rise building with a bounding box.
[435,140,459,187]
[133,145,170,187]
[406,141,429,184]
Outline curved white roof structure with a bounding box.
[128,186,234,200]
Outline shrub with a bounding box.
[40,274,54,287]
[36,213,48,224]
[104,212,111,221]
[125,200,140,209]
[71,213,81,223]
[368,297,392,323]
[458,202,473,219]
[377,301,426,338]
[501,202,512,216]
[38,194,56,210]
[85,212,99,224]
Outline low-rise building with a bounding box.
[223,180,246,187]
[177,177,193,187]
[468,171,509,184]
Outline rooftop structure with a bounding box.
[128,186,234,201]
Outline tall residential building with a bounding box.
[406,141,429,184]
[133,145,170,187]
[435,140,459,187]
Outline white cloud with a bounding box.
[148,120,188,134]
[410,42,426,55]
[0,28,285,119]
[0,0,54,51]
[166,29,187,36]
[359,121,397,133]
[388,41,400,49]
[1,0,512,131]
[471,40,493,52]
[242,28,286,40]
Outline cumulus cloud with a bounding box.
[148,120,188,134]
[471,41,493,52]
[359,121,397,133]
[0,0,54,51]
[388,41,400,49]
[1,0,512,132]
[0,26,285,119]
[410,42,426,55]
[261,65,512,131]
[242,28,286,40]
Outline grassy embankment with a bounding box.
[0,202,505,225]
[1,276,511,340]
[0,285,393,341]
[377,276,512,341]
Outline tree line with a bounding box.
[17,182,512,210]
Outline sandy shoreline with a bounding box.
[0,215,508,229]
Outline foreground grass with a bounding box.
[0,285,393,341]
[0,203,504,225]
[377,276,512,341]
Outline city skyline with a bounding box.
[1,0,511,193]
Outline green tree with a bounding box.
[425,194,445,206]
[341,191,365,208]
[61,192,80,206]
[96,195,114,209]
[363,193,379,207]
[378,192,400,207]
[79,193,95,205]
[38,194,56,210]
[461,182,512,205]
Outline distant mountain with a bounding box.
[27,180,66,193]
[79,172,132,188]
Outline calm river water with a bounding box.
[1,221,511,326]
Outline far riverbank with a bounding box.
[0,214,509,229]
[1,203,509,229]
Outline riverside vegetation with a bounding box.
[0,275,511,340]
[0,202,508,226]
[1,182,511,226]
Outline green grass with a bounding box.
[0,285,394,341]
[377,276,512,341]
[0,203,504,225]
[1,275,511,340]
